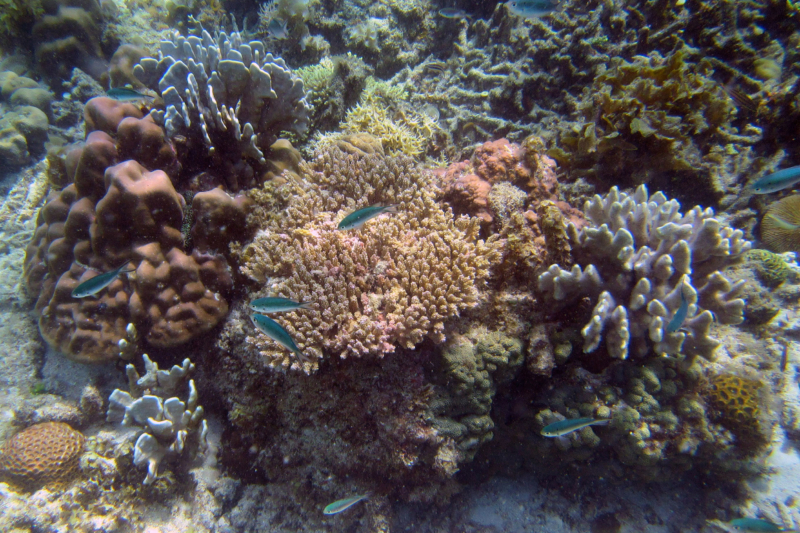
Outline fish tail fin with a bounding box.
[386,204,399,213]
[298,302,313,309]
[594,418,611,426]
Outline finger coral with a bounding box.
[538,185,750,362]
[134,29,311,187]
[238,144,501,373]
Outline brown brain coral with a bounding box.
[239,145,501,373]
[0,422,85,489]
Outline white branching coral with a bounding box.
[107,354,208,484]
[239,145,501,373]
[538,185,750,361]
[134,29,310,170]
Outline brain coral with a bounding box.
[238,144,501,373]
[0,422,85,489]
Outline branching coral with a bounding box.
[538,185,750,362]
[238,144,500,373]
[107,354,208,484]
[134,29,310,187]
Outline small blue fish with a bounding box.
[752,165,800,194]
[507,0,559,18]
[729,518,798,532]
[251,313,303,356]
[438,8,471,19]
[666,288,689,333]
[106,87,154,101]
[337,204,398,230]
[267,18,289,39]
[541,417,610,437]
[323,494,369,515]
[249,297,311,313]
[71,260,134,298]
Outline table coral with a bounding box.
[238,144,500,373]
[538,185,750,362]
[0,421,85,490]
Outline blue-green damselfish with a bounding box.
[507,0,559,18]
[541,417,610,437]
[666,287,689,333]
[251,313,303,356]
[337,204,398,230]
[323,494,369,515]
[71,261,135,298]
[106,87,154,101]
[249,297,311,314]
[751,165,800,194]
[729,517,798,532]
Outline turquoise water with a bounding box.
[0,0,799,531]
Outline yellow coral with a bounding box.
[239,146,500,373]
[708,374,761,429]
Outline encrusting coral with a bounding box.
[238,142,500,373]
[0,421,85,490]
[538,185,750,362]
[107,353,208,485]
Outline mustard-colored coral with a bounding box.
[312,77,442,157]
[239,145,500,373]
[708,374,762,431]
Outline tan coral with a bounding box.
[0,422,85,489]
[239,147,500,373]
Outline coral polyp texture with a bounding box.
[134,29,311,186]
[0,422,85,490]
[238,144,501,373]
[538,185,750,362]
[23,98,240,363]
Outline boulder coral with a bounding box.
[24,97,245,363]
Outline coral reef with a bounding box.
[440,138,582,284]
[24,98,236,363]
[762,195,800,253]
[0,421,85,489]
[0,71,54,171]
[538,185,749,362]
[548,47,761,201]
[107,353,208,484]
[312,77,444,158]
[134,29,311,188]
[238,143,500,372]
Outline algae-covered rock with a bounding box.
[0,128,29,168]
[428,328,524,462]
[747,249,790,288]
